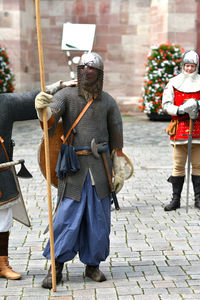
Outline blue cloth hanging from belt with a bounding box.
[43,172,111,265]
[55,144,80,179]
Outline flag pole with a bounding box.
[35,0,56,291]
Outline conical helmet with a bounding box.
[78,52,104,71]
[77,52,104,98]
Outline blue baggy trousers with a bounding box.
[43,173,111,266]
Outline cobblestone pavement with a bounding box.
[1,115,200,300]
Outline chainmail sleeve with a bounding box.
[48,87,68,136]
[8,89,40,121]
[106,93,123,151]
[0,89,40,162]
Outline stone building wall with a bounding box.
[150,0,197,49]
[0,0,36,91]
[0,0,198,111]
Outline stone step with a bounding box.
[116,96,143,116]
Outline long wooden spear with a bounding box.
[35,0,56,291]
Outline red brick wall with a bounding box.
[32,0,151,101]
[196,1,200,56]
[0,0,199,109]
[150,0,197,50]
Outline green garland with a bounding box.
[0,46,15,93]
[139,43,184,115]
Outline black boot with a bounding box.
[164,176,185,211]
[192,175,200,209]
[41,261,64,289]
[85,265,106,282]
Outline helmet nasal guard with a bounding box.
[78,52,104,71]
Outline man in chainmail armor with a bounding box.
[0,80,75,281]
[35,52,124,289]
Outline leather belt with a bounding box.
[0,166,9,172]
[75,143,108,155]
[76,150,92,156]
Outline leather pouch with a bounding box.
[165,120,178,136]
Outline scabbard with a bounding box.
[112,191,120,210]
[101,152,120,210]
[186,119,194,213]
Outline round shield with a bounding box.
[38,121,63,188]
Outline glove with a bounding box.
[35,91,53,109]
[113,174,124,194]
[189,107,199,120]
[46,81,62,95]
[178,98,198,119]
[113,151,124,194]
[35,92,53,121]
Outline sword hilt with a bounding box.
[189,118,193,134]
